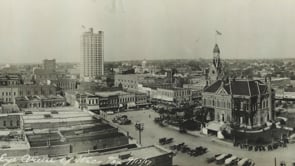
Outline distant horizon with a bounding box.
[1,57,294,65]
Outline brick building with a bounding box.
[18,84,56,96]
[0,104,21,129]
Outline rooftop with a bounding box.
[87,145,172,164]
[1,104,20,113]
[204,79,269,96]
[22,106,81,112]
[95,91,129,97]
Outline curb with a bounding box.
[165,124,233,146]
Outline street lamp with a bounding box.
[135,122,144,145]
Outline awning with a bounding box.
[206,122,224,131]
[127,102,136,107]
[87,105,100,110]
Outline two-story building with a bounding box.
[151,87,191,106]
[0,104,22,129]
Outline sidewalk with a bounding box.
[165,124,233,146]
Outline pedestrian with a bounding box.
[149,114,151,118]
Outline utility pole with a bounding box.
[135,122,144,145]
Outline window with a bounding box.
[17,120,20,127]
[3,121,6,126]
[10,120,13,126]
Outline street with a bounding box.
[105,109,295,166]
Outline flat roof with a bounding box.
[87,145,172,163]
[0,140,29,150]
[22,106,81,112]
[0,130,23,136]
[23,112,91,120]
[24,116,94,124]
[8,145,172,166]
[95,91,129,97]
[60,124,114,136]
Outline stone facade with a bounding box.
[202,78,275,128]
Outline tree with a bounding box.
[118,83,123,89]
[106,77,114,87]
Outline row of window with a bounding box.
[0,81,19,85]
[204,98,269,111]
[19,90,54,96]
[174,91,190,97]
[1,92,17,96]
[159,91,190,97]
[119,97,135,103]
[3,120,20,127]
[261,100,269,109]
[88,99,99,105]
[3,97,13,102]
[116,79,137,83]
[203,98,232,109]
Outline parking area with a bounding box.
[104,109,295,166]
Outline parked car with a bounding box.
[119,119,131,125]
[159,137,174,145]
[25,111,33,115]
[216,154,232,165]
[106,111,114,115]
[24,128,33,131]
[289,134,295,144]
[225,156,238,166]
[238,158,249,166]
[189,146,207,156]
[206,156,216,163]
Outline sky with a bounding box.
[0,0,294,63]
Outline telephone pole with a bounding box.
[135,122,144,145]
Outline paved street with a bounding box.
[105,109,295,166]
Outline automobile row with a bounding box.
[207,153,255,166]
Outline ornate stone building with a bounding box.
[202,44,275,131]
[203,78,274,128]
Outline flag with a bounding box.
[81,25,85,29]
[216,30,222,35]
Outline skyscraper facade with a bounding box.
[43,59,56,71]
[80,28,104,79]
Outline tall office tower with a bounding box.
[80,28,104,79]
[43,59,56,71]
